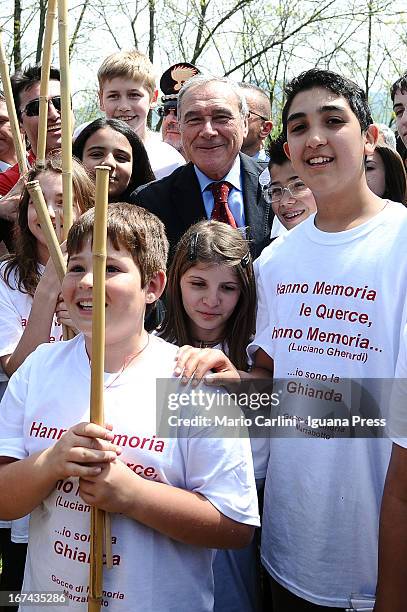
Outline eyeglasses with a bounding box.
[263,179,310,203]
[157,106,177,118]
[20,96,62,117]
[249,110,268,121]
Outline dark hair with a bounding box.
[372,145,407,204]
[282,68,373,138]
[391,73,407,103]
[72,118,155,201]
[267,133,289,167]
[158,220,256,371]
[67,203,168,288]
[11,65,60,116]
[2,153,94,296]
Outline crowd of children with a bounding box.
[1,40,407,612]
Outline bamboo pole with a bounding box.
[36,0,57,169]
[88,166,110,612]
[58,0,73,241]
[0,30,27,175]
[26,180,74,341]
[26,181,66,283]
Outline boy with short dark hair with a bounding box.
[248,68,407,610]
[97,50,185,179]
[265,134,316,231]
[0,203,259,611]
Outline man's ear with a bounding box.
[98,89,105,112]
[150,89,159,109]
[364,123,379,156]
[260,120,273,139]
[145,270,166,304]
[242,114,249,138]
[283,141,291,160]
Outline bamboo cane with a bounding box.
[0,30,27,175]
[26,180,74,341]
[58,0,73,241]
[88,166,110,612]
[36,0,57,169]
[26,181,66,282]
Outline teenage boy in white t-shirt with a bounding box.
[177,69,407,611]
[0,203,259,611]
[248,69,407,611]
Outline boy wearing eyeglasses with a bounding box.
[97,50,185,180]
[265,134,317,231]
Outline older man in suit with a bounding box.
[130,75,273,259]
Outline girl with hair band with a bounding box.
[366,144,407,204]
[72,117,155,202]
[158,220,264,612]
[0,152,94,605]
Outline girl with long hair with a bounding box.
[73,117,155,202]
[366,144,407,204]
[158,220,256,369]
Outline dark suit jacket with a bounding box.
[130,153,273,260]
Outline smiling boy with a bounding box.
[97,50,185,179]
[265,134,316,230]
[0,203,259,611]
[247,69,407,611]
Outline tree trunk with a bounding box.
[13,0,22,71]
[35,0,47,63]
[148,0,155,62]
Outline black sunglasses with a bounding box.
[20,96,62,117]
[157,105,177,118]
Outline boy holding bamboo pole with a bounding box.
[0,203,259,611]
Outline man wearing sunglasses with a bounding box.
[239,83,273,162]
[0,92,16,172]
[159,63,200,160]
[0,66,69,247]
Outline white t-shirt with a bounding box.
[0,263,62,536]
[0,262,63,382]
[0,333,259,611]
[248,203,407,608]
[144,131,185,180]
[387,323,407,446]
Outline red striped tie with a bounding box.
[209,181,237,228]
